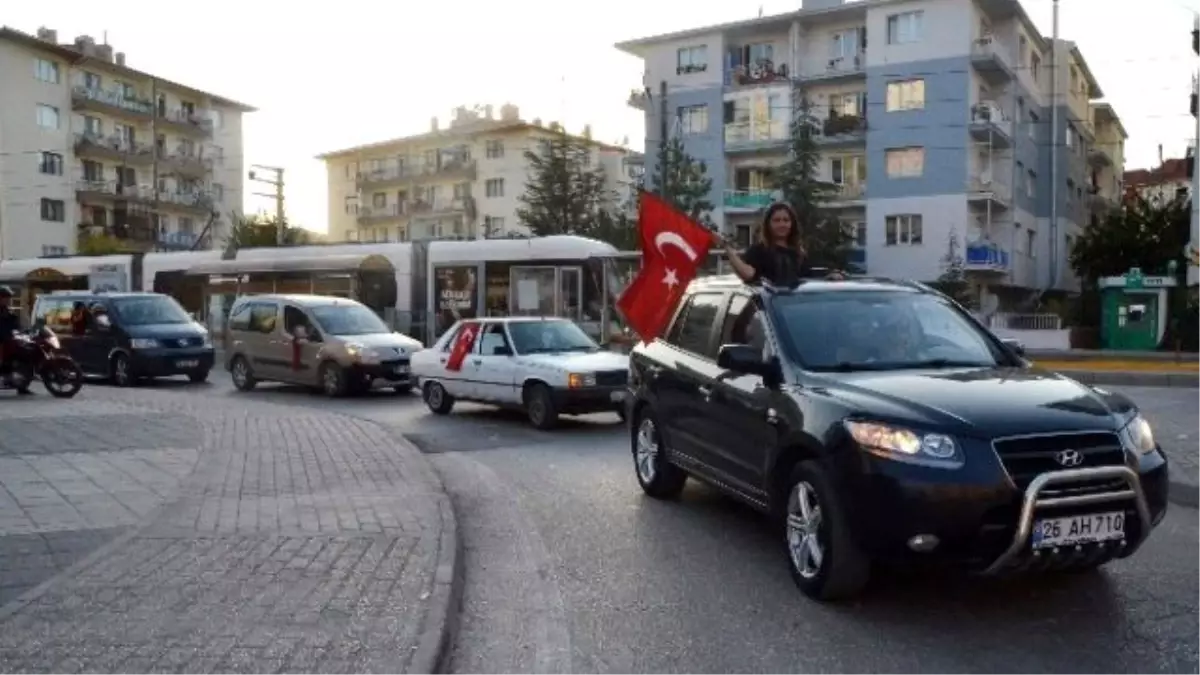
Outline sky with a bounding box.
[9,0,1198,234]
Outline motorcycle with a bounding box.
[1,326,84,398]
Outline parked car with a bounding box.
[223,294,422,396]
[31,291,214,386]
[411,316,630,429]
[626,275,1169,601]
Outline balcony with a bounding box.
[75,180,155,204]
[73,133,155,165]
[410,196,475,219]
[724,120,789,153]
[970,36,1015,83]
[967,175,1013,209]
[157,231,201,251]
[627,88,650,112]
[724,59,791,88]
[968,103,1013,148]
[816,114,867,147]
[964,242,1011,273]
[799,53,865,83]
[157,190,216,216]
[157,108,214,138]
[157,146,216,178]
[1087,146,1113,168]
[356,158,477,190]
[357,204,406,226]
[71,85,154,121]
[826,182,866,207]
[723,189,776,211]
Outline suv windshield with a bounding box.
[507,319,599,354]
[112,296,192,326]
[311,304,389,336]
[770,290,1006,372]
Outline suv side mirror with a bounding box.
[1000,337,1026,357]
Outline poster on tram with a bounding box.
[433,264,479,338]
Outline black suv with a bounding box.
[626,276,1169,601]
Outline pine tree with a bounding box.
[516,130,612,237]
[650,135,714,223]
[773,89,854,268]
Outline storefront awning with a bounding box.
[184,253,394,276]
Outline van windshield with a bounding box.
[111,296,192,326]
[310,304,389,336]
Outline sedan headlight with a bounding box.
[1119,413,1156,455]
[130,338,160,349]
[567,372,596,388]
[844,420,961,467]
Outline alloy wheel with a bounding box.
[635,417,659,484]
[787,481,825,580]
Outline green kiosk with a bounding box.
[1098,266,1178,351]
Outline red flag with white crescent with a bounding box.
[445,321,480,372]
[616,192,714,341]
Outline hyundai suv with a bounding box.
[625,276,1169,601]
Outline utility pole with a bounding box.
[249,165,286,245]
[150,78,160,252]
[658,80,669,200]
[1190,16,1199,287]
[1047,0,1060,290]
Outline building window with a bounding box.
[82,160,103,182]
[884,214,923,245]
[885,147,924,178]
[40,198,65,222]
[42,245,67,257]
[344,196,359,214]
[1027,229,1037,257]
[118,82,137,100]
[1065,125,1074,148]
[853,221,867,247]
[36,104,59,129]
[485,178,505,197]
[830,156,866,184]
[34,58,59,84]
[346,230,360,242]
[372,192,386,208]
[676,45,708,74]
[39,152,63,176]
[885,79,925,111]
[1027,170,1036,198]
[831,28,864,58]
[886,11,923,45]
[83,115,102,136]
[1030,53,1041,83]
[83,71,101,89]
[485,140,505,159]
[679,105,708,135]
[485,216,506,234]
[1018,35,1028,66]
[1028,111,1038,139]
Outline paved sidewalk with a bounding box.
[0,389,459,674]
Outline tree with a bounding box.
[77,233,131,256]
[773,90,855,268]
[931,228,974,307]
[1069,193,1190,284]
[591,208,639,251]
[516,130,612,237]
[225,213,312,249]
[649,135,714,223]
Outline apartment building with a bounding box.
[616,0,1126,298]
[0,26,254,260]
[1124,152,1193,204]
[318,104,643,243]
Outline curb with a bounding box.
[1169,476,1199,508]
[1053,369,1200,389]
[407,450,466,675]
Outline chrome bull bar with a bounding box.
[981,465,1152,576]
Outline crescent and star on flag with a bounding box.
[654,231,700,291]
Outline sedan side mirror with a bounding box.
[1000,337,1026,357]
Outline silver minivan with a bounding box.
[223,294,423,397]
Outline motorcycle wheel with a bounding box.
[42,357,83,398]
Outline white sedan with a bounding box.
[410,316,630,429]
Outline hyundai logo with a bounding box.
[1054,449,1084,467]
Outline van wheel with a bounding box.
[424,381,454,414]
[230,356,256,391]
[110,353,135,387]
[524,383,559,430]
[320,362,347,397]
[784,461,871,601]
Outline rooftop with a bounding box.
[1124,157,1192,188]
[1090,102,1129,139]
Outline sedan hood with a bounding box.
[814,366,1135,438]
[518,350,630,372]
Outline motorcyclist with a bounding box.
[0,286,31,394]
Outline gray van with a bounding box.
[223,294,423,397]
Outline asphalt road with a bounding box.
[181,377,1199,673]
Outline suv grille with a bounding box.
[595,370,629,387]
[992,432,1128,496]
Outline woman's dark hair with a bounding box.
[758,202,804,254]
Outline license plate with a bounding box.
[610,391,626,402]
[176,359,199,368]
[1031,511,1125,549]
[393,364,410,375]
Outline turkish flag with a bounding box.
[445,321,480,372]
[616,191,714,341]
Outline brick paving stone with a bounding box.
[0,388,450,674]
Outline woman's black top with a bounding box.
[742,243,814,287]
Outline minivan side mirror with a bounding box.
[1000,337,1026,357]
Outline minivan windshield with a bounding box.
[111,296,192,326]
[770,290,1006,372]
[310,303,389,336]
[507,319,600,354]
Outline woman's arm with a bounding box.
[720,238,760,282]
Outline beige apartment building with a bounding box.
[318,104,643,243]
[0,26,255,260]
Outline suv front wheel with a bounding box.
[632,411,687,498]
[784,461,870,601]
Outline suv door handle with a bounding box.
[698,385,713,401]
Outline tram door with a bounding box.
[509,266,582,322]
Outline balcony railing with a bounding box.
[970,36,1015,76]
[158,108,214,135]
[801,53,865,80]
[75,180,155,200]
[723,59,790,87]
[819,114,867,139]
[627,88,649,111]
[74,132,155,160]
[828,182,866,201]
[71,85,154,116]
[965,242,1011,271]
[158,231,200,251]
[969,102,1013,140]
[968,175,1013,203]
[723,189,776,210]
[724,120,789,147]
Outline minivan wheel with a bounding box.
[784,462,870,601]
[320,362,347,397]
[230,356,256,391]
[110,353,134,387]
[632,412,687,499]
[424,381,454,414]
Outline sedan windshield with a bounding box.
[311,304,389,336]
[770,290,1006,372]
[507,320,600,354]
[112,296,192,326]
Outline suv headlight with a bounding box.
[1119,413,1156,455]
[844,420,962,468]
[567,372,596,388]
[130,338,160,349]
